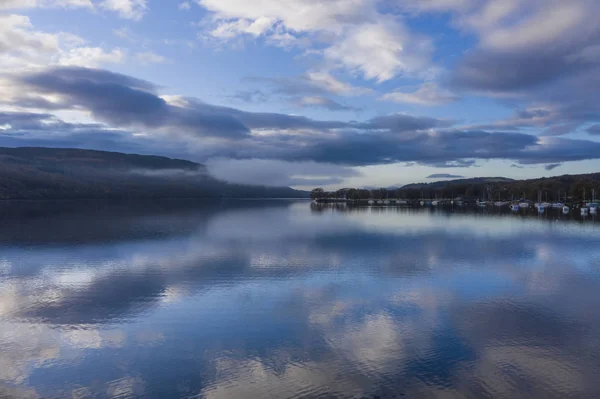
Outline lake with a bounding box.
[1,200,600,398]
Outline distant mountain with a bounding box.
[401,177,514,190]
[0,147,308,199]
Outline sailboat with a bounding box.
[581,188,589,215]
[589,189,598,214]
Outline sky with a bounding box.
[1,0,600,189]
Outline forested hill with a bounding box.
[402,177,514,190]
[0,147,308,199]
[311,173,600,202]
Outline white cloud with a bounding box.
[0,14,125,74]
[135,51,167,64]
[198,0,370,33]
[0,14,60,69]
[100,0,147,20]
[405,0,596,53]
[0,0,93,9]
[206,158,360,187]
[113,27,138,42]
[480,2,586,51]
[196,0,434,83]
[58,47,125,67]
[306,70,372,96]
[178,1,190,10]
[382,83,458,106]
[324,18,433,82]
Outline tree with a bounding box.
[310,188,325,200]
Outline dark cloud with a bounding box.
[20,67,251,139]
[541,123,581,137]
[4,66,600,169]
[427,174,464,179]
[586,124,600,135]
[452,50,582,92]
[450,28,600,136]
[518,109,553,119]
[544,163,562,171]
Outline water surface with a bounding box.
[1,200,600,398]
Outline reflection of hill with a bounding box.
[0,198,302,245]
[0,147,308,199]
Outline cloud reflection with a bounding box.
[0,201,599,397]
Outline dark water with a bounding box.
[1,200,600,398]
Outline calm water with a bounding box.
[1,200,600,399]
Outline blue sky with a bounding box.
[1,0,600,189]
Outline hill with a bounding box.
[0,147,308,199]
[401,177,514,190]
[312,174,600,202]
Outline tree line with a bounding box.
[311,173,600,202]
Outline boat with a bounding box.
[551,202,564,209]
[420,201,425,206]
[511,204,520,211]
[383,200,390,205]
[432,201,439,206]
[538,205,545,213]
[377,200,383,204]
[591,205,598,214]
[477,201,487,207]
[581,207,589,216]
[519,202,529,209]
[494,201,508,207]
[562,206,570,214]
[368,200,375,205]
[396,200,408,205]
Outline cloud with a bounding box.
[58,47,125,67]
[424,0,600,134]
[0,14,60,65]
[17,67,251,138]
[544,163,561,171]
[294,96,359,112]
[244,71,372,99]
[586,125,600,135]
[0,14,125,77]
[178,1,190,10]
[206,158,360,187]
[112,27,138,43]
[0,0,93,10]
[381,83,458,106]
[6,66,600,170]
[304,70,373,96]
[135,51,167,65]
[196,0,435,83]
[427,174,464,179]
[100,0,147,20]
[226,89,269,104]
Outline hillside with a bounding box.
[401,177,514,190]
[0,147,308,199]
[313,173,600,202]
